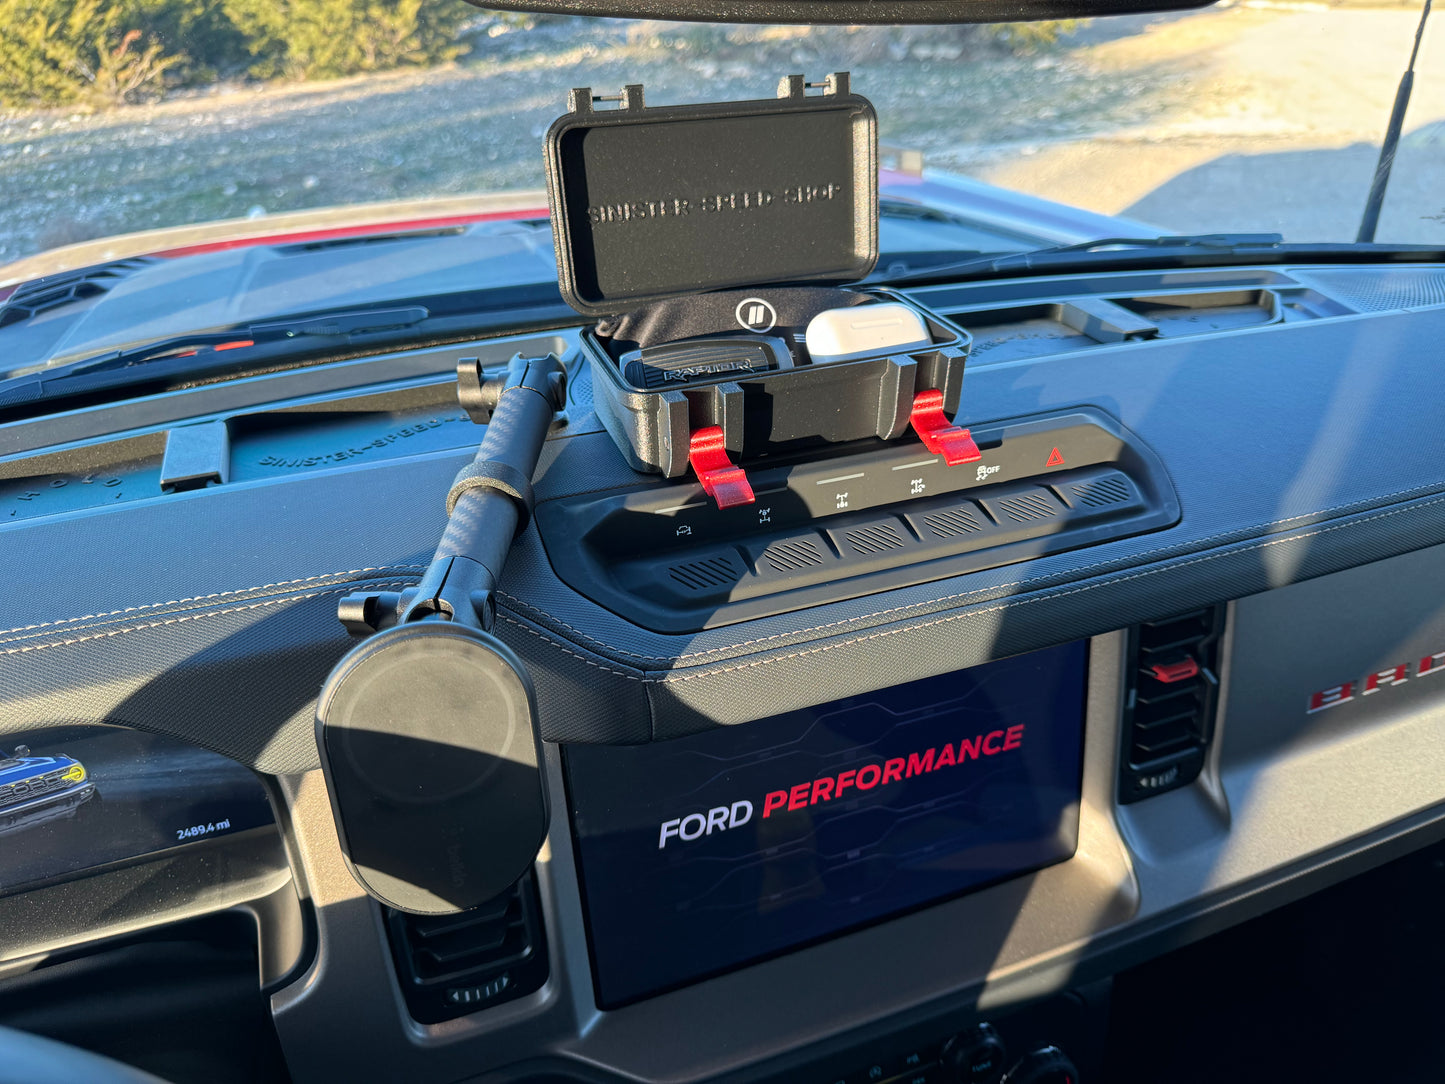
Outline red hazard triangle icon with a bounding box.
[1045,447,1065,467]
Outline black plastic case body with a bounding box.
[545,74,972,476]
[583,291,971,476]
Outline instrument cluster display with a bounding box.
[0,725,274,897]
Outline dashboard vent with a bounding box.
[384,871,548,1024]
[1119,606,1225,804]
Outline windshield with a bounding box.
[0,3,1441,374]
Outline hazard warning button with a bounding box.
[1045,447,1065,467]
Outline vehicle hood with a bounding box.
[0,755,80,783]
[0,170,1155,371]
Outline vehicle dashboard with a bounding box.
[4,259,1445,1083]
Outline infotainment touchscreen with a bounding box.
[564,640,1088,1007]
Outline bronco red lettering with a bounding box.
[856,764,881,790]
[787,782,811,811]
[881,757,904,784]
[762,790,787,818]
[811,777,834,804]
[982,730,1004,755]
[1004,725,1025,751]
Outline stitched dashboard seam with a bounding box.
[0,565,429,641]
[0,582,416,657]
[495,610,644,680]
[12,482,1445,670]
[498,478,1445,663]
[502,491,1445,682]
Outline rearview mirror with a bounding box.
[461,0,1214,24]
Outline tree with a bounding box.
[0,0,182,107]
[221,0,472,80]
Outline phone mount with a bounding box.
[315,353,565,915]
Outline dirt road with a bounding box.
[967,3,1445,242]
[1,5,1441,264]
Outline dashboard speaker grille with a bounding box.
[668,554,743,592]
[762,538,825,572]
[1119,606,1225,804]
[385,872,548,1025]
[1298,268,1445,312]
[1070,476,1131,508]
[998,492,1058,522]
[844,522,907,555]
[921,506,985,538]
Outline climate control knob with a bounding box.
[1001,1045,1079,1084]
[940,1022,1007,1083]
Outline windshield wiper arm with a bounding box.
[883,232,1286,286]
[248,305,429,340]
[0,305,434,410]
[1048,232,1284,253]
[0,282,574,414]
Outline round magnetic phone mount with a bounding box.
[315,622,548,915]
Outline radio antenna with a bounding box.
[1356,0,1434,242]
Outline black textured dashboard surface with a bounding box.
[0,265,1442,770]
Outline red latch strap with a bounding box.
[688,426,755,509]
[910,389,981,465]
[1149,657,1201,684]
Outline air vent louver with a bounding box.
[1119,606,1224,804]
[385,872,548,1024]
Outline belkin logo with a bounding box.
[1307,650,1445,713]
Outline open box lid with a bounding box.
[544,73,878,317]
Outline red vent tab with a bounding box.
[688,426,755,509]
[909,389,981,465]
[1150,657,1201,684]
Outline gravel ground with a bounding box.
[967,4,1445,243]
[0,19,1190,261]
[1,6,1441,263]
